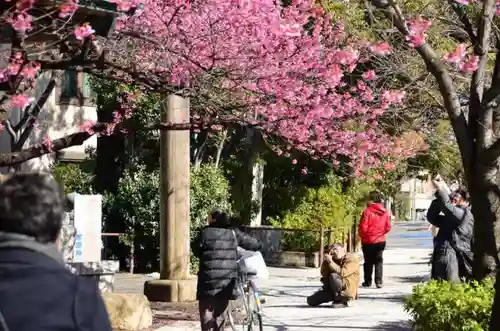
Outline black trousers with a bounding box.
[306,273,344,306]
[362,241,386,285]
[198,295,230,331]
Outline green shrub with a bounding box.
[189,164,231,273]
[404,279,494,331]
[104,165,160,271]
[52,163,94,194]
[270,175,354,252]
[103,163,231,273]
[190,164,231,229]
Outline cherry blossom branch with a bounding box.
[0,113,300,167]
[371,0,474,171]
[14,74,59,151]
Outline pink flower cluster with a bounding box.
[443,44,479,73]
[58,0,78,18]
[406,17,432,48]
[115,0,417,171]
[74,23,96,40]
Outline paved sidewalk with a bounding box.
[157,222,432,331]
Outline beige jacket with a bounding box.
[320,253,360,299]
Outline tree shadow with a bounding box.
[359,294,406,303]
[393,274,429,283]
[374,320,412,330]
[263,319,412,330]
[260,285,316,298]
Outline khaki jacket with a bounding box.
[320,253,360,299]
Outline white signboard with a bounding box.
[73,194,102,262]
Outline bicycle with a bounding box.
[227,265,264,331]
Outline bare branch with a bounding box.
[449,2,477,44]
[3,120,17,142]
[469,0,495,146]
[370,0,474,174]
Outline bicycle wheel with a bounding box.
[246,280,263,331]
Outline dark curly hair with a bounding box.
[0,173,65,243]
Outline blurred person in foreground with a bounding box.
[192,211,262,331]
[306,244,360,308]
[427,175,473,282]
[0,172,112,331]
[358,191,391,288]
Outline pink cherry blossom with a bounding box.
[10,94,33,108]
[369,42,392,56]
[21,62,41,79]
[42,135,54,153]
[362,70,377,81]
[454,0,470,4]
[444,44,479,73]
[406,17,432,48]
[80,120,96,135]
[460,56,479,73]
[74,23,96,40]
[7,12,32,31]
[443,44,467,64]
[384,162,396,171]
[1,0,423,174]
[59,0,78,18]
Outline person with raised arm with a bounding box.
[427,175,473,281]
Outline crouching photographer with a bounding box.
[306,244,360,308]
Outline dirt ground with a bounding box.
[113,273,242,330]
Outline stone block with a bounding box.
[102,292,153,330]
[66,260,120,292]
[265,251,319,268]
[144,278,197,302]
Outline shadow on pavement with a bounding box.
[266,293,406,308]
[359,294,406,303]
[375,320,412,330]
[264,320,412,330]
[261,285,317,298]
[393,274,429,283]
[384,261,429,266]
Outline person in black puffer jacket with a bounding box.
[192,211,261,331]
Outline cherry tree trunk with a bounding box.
[467,159,500,330]
[470,166,500,280]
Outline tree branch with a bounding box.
[371,0,474,177]
[483,37,500,104]
[469,0,495,148]
[0,114,299,167]
[449,2,477,44]
[14,74,59,151]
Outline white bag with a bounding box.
[238,249,269,280]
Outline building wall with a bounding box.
[0,71,97,173]
[398,177,434,221]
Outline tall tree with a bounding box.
[361,0,500,327]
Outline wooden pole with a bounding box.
[159,94,190,280]
[319,226,325,266]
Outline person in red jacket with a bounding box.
[358,191,391,288]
